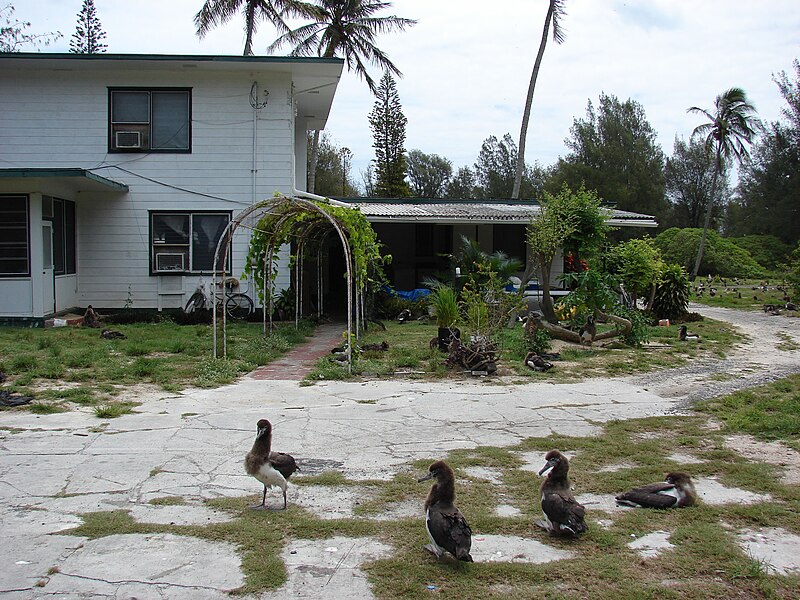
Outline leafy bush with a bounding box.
[654,228,762,278]
[525,327,553,355]
[651,263,690,320]
[428,284,459,328]
[730,235,792,270]
[788,242,800,299]
[616,307,651,346]
[606,237,662,304]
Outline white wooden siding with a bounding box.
[0,65,302,311]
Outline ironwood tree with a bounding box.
[727,61,799,246]
[551,93,668,229]
[407,149,452,198]
[1,4,61,51]
[664,136,726,229]
[69,0,107,53]
[368,71,411,197]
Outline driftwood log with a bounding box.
[446,337,498,374]
[525,310,631,346]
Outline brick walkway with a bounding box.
[249,322,347,380]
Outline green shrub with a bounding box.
[651,263,690,320]
[525,327,552,355]
[611,307,651,346]
[730,235,791,270]
[654,228,762,278]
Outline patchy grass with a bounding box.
[307,317,744,384]
[63,375,800,599]
[690,277,794,313]
[93,401,138,419]
[775,331,800,352]
[696,374,800,451]
[0,319,315,412]
[149,496,187,506]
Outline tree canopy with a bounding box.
[369,71,411,197]
[69,0,107,54]
[664,136,726,229]
[551,93,668,225]
[407,150,452,198]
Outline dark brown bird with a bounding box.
[678,325,700,341]
[536,450,587,537]
[579,315,596,347]
[244,419,299,510]
[418,460,473,562]
[83,305,101,328]
[101,328,126,340]
[616,472,697,509]
[525,351,553,372]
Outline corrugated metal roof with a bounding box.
[334,199,657,226]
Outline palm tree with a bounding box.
[687,88,760,279]
[268,0,416,193]
[511,0,567,200]
[194,0,320,56]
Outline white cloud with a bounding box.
[10,0,800,183]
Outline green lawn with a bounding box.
[305,316,744,384]
[0,319,314,413]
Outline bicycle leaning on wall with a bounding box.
[184,277,254,321]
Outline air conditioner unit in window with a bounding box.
[155,253,185,272]
[116,131,142,149]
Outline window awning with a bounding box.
[0,168,129,194]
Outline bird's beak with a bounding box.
[417,473,433,483]
[538,459,556,476]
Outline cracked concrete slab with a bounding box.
[627,530,674,558]
[725,434,800,485]
[42,533,243,598]
[694,477,772,505]
[737,528,800,575]
[470,534,575,563]
[261,536,393,599]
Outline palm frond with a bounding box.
[550,0,568,44]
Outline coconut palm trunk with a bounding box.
[691,146,722,279]
[512,0,565,200]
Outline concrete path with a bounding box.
[1,305,799,598]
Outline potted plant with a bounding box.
[429,284,460,351]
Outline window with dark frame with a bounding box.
[109,88,191,152]
[43,196,77,276]
[0,195,30,276]
[150,211,230,274]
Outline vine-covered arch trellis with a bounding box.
[211,193,386,372]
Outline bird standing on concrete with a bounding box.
[244,419,299,510]
[418,460,473,562]
[536,450,587,537]
[615,472,697,508]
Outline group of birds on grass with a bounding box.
[244,419,697,563]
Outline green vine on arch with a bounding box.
[245,196,390,306]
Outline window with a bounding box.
[150,211,231,274]
[0,195,30,276]
[46,197,76,276]
[109,88,191,152]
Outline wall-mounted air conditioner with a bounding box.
[115,131,142,149]
[155,253,185,272]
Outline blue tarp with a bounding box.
[382,285,432,302]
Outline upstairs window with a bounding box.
[150,211,230,274]
[109,88,191,152]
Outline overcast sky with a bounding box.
[11,0,800,185]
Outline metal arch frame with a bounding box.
[211,194,358,372]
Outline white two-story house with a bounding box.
[0,52,343,325]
